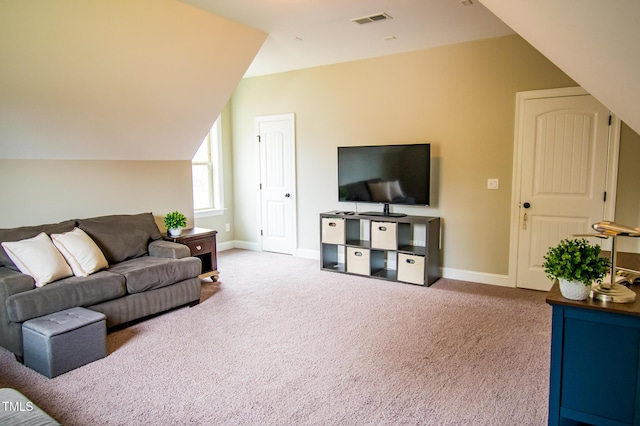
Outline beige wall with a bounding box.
[0,160,193,232]
[0,0,264,240]
[231,35,576,276]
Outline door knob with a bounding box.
[523,202,531,209]
[285,193,291,198]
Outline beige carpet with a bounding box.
[0,249,551,425]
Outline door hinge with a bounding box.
[608,115,612,126]
[260,229,263,236]
[259,183,262,190]
[604,191,607,202]
[257,135,261,142]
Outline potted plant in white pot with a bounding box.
[542,238,610,300]
[164,211,187,237]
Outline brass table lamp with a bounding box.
[583,221,639,303]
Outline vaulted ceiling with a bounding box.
[1,1,638,161]
[182,0,515,78]
[480,0,640,135]
[185,0,640,134]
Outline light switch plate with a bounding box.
[487,178,499,190]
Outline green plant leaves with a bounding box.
[164,211,187,229]
[542,238,610,285]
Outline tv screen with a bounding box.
[338,144,430,208]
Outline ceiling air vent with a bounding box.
[351,12,393,25]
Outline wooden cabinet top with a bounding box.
[162,227,217,241]
[546,282,640,317]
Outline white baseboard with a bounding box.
[222,241,317,260]
[441,268,513,287]
[216,240,236,252]
[219,245,512,288]
[296,248,320,260]
[220,242,319,259]
[288,248,513,287]
[231,240,260,252]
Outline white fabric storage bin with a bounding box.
[321,218,345,244]
[371,221,397,250]
[346,247,370,275]
[397,253,425,285]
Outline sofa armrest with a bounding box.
[148,240,191,259]
[0,267,36,357]
[0,267,35,298]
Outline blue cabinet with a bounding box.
[547,284,640,426]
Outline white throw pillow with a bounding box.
[367,181,392,202]
[51,227,108,277]
[388,180,405,200]
[1,232,73,287]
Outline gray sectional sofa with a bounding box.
[0,212,202,362]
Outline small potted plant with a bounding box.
[542,238,610,300]
[164,211,187,237]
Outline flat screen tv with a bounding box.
[338,143,430,217]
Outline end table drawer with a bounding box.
[183,238,212,256]
[161,227,218,276]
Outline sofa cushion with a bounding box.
[0,220,76,271]
[108,256,201,294]
[77,213,162,264]
[1,233,73,287]
[5,271,126,323]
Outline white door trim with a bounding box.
[255,113,297,255]
[507,87,620,287]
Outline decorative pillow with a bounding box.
[388,180,405,200]
[367,181,392,202]
[0,219,76,271]
[51,227,108,277]
[1,232,73,287]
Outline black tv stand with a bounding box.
[360,203,406,217]
[320,211,441,286]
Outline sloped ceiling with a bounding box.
[0,0,266,160]
[479,0,640,135]
[183,0,515,78]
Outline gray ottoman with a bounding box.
[22,307,106,378]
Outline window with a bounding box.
[192,115,224,216]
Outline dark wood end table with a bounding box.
[162,227,218,280]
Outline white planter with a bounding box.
[168,227,182,237]
[559,278,591,301]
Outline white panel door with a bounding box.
[516,94,610,291]
[257,114,296,255]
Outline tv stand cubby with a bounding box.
[320,211,441,286]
